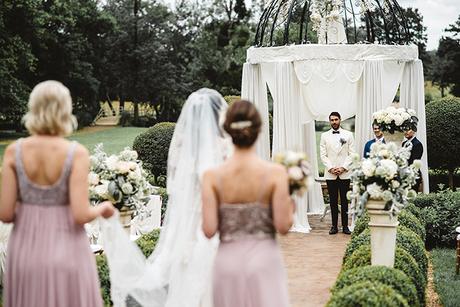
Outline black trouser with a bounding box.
[326,178,350,228]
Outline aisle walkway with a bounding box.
[278,215,350,307]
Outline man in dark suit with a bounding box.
[403,129,423,191]
[363,124,385,158]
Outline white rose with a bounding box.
[285,151,301,165]
[384,115,392,124]
[401,112,410,121]
[128,169,142,181]
[94,181,109,198]
[288,166,304,181]
[116,161,131,174]
[366,183,383,199]
[128,161,138,170]
[121,182,134,195]
[362,160,376,177]
[106,155,119,171]
[407,189,417,200]
[377,159,398,179]
[394,115,404,126]
[412,160,422,170]
[408,109,416,116]
[391,181,400,189]
[88,172,100,185]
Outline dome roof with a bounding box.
[254,0,410,47]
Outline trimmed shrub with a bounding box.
[133,122,175,178]
[343,245,426,304]
[96,229,161,304]
[343,226,427,277]
[343,228,370,263]
[397,226,428,277]
[426,97,460,188]
[223,95,240,105]
[398,210,426,242]
[332,266,418,307]
[351,211,369,238]
[327,281,408,307]
[404,203,424,226]
[414,189,460,248]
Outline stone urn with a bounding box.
[366,198,399,268]
[384,131,405,148]
[118,208,134,234]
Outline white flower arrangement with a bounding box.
[311,0,343,43]
[274,151,312,196]
[348,142,421,217]
[372,105,418,134]
[88,144,153,215]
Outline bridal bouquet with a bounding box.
[348,142,420,217]
[88,144,153,215]
[274,151,312,196]
[372,105,418,133]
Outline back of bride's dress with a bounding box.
[213,202,290,307]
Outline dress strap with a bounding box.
[15,138,25,178]
[61,141,78,179]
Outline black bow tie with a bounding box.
[332,130,340,134]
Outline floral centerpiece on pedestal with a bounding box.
[348,142,421,217]
[274,151,312,196]
[88,144,153,216]
[372,105,418,134]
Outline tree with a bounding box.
[426,97,460,189]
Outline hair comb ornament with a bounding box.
[230,121,252,130]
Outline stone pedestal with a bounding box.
[384,131,405,148]
[367,199,399,267]
[119,208,133,234]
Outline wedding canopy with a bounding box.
[241,43,429,221]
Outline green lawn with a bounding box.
[0,127,147,165]
[431,248,460,307]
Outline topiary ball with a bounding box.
[402,203,424,226]
[398,210,426,242]
[351,211,369,239]
[343,229,370,264]
[397,226,428,277]
[342,245,426,304]
[332,266,419,307]
[135,229,161,258]
[327,281,408,307]
[133,122,175,178]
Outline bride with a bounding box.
[100,88,229,307]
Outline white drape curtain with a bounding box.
[400,60,429,193]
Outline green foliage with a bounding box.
[223,95,241,105]
[403,203,424,225]
[135,229,161,258]
[96,229,161,304]
[96,254,112,306]
[351,211,369,239]
[426,97,460,188]
[332,266,419,307]
[414,189,460,248]
[155,187,169,225]
[343,245,426,304]
[343,229,370,263]
[327,281,409,307]
[133,122,175,178]
[396,226,428,277]
[398,210,426,242]
[431,248,460,307]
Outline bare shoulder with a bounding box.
[267,161,288,178]
[202,167,218,182]
[73,143,89,160]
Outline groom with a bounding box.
[320,112,355,235]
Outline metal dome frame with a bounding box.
[254,0,411,47]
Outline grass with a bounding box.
[0,127,148,166]
[431,248,460,307]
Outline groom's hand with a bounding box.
[328,167,337,175]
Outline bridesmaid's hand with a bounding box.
[99,201,116,218]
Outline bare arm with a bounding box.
[202,170,219,238]
[69,145,114,225]
[271,165,294,234]
[0,144,18,223]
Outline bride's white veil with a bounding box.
[100,88,228,307]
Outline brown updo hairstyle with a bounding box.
[223,100,262,148]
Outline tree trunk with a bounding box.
[449,169,454,190]
[441,86,445,97]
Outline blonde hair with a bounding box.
[23,80,77,136]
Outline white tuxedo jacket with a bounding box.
[320,128,356,180]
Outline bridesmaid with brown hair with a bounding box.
[0,80,115,307]
[202,100,293,307]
